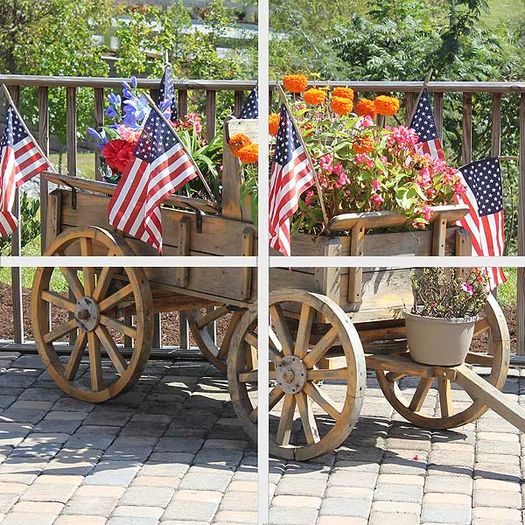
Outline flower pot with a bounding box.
[403,310,476,367]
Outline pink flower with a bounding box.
[305,190,315,206]
[369,193,384,209]
[336,172,349,188]
[421,204,432,221]
[333,163,344,176]
[461,282,474,295]
[358,115,374,129]
[117,125,141,142]
[371,179,381,192]
[319,154,334,172]
[387,125,419,148]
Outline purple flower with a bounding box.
[130,76,137,88]
[122,94,150,129]
[122,80,134,100]
[107,92,121,107]
[87,127,108,150]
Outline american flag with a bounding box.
[107,109,198,253]
[239,86,258,119]
[158,65,178,123]
[410,89,445,161]
[457,157,505,289]
[0,105,49,237]
[269,105,314,256]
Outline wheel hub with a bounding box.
[276,355,307,394]
[74,297,100,332]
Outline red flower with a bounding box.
[102,139,136,173]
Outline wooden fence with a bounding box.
[0,75,524,354]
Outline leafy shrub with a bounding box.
[0,193,40,256]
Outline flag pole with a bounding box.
[1,84,58,174]
[408,69,433,124]
[142,91,218,206]
[276,84,329,228]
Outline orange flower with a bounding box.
[352,136,375,154]
[356,98,376,118]
[331,96,353,116]
[374,95,400,116]
[333,87,354,101]
[237,144,259,164]
[283,74,308,93]
[269,113,280,136]
[229,133,251,155]
[304,88,326,105]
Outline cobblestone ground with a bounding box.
[0,352,522,525]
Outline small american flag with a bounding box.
[239,86,258,119]
[108,109,198,253]
[457,157,505,289]
[269,104,314,256]
[0,105,49,237]
[410,89,445,161]
[158,65,178,123]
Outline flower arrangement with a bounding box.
[88,76,222,201]
[411,268,488,319]
[276,74,465,234]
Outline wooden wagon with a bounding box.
[31,119,525,461]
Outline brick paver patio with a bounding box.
[0,351,522,524]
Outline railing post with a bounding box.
[234,90,244,118]
[179,312,189,350]
[66,87,77,176]
[178,89,188,117]
[518,93,525,355]
[433,92,444,137]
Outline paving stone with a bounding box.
[275,477,327,497]
[84,460,140,487]
[1,512,56,525]
[177,470,233,491]
[64,495,120,516]
[473,488,521,508]
[107,518,159,525]
[218,490,256,511]
[131,475,181,489]
[154,436,204,454]
[214,510,257,523]
[0,493,19,513]
[54,516,107,525]
[327,470,377,489]
[472,506,522,525]
[320,497,372,518]
[163,499,219,521]
[112,505,164,518]
[119,485,174,507]
[424,475,473,494]
[269,505,318,525]
[11,500,64,514]
[422,493,472,524]
[374,482,423,502]
[19,474,81,503]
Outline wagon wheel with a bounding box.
[32,227,153,403]
[187,307,244,373]
[375,294,510,430]
[228,289,367,460]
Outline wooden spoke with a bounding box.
[269,327,284,353]
[249,385,285,423]
[43,319,78,344]
[303,382,341,420]
[238,369,277,382]
[87,331,103,391]
[386,371,406,383]
[302,326,339,369]
[308,368,347,381]
[95,325,127,374]
[296,391,320,445]
[93,266,115,302]
[270,304,294,356]
[64,331,87,381]
[474,316,490,336]
[294,303,315,358]
[59,268,84,300]
[80,237,93,257]
[276,394,296,446]
[41,290,75,312]
[196,306,229,329]
[408,377,434,412]
[437,378,453,418]
[244,330,258,348]
[98,283,134,313]
[99,315,137,339]
[465,352,494,367]
[269,346,283,365]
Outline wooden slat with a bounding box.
[433,92,444,136]
[206,89,216,143]
[462,92,473,165]
[518,93,525,355]
[38,86,50,252]
[66,87,77,176]
[94,87,104,180]
[179,312,189,350]
[491,93,502,157]
[405,92,416,125]
[178,89,188,117]
[234,91,244,117]
[8,85,23,344]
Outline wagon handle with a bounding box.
[142,91,218,206]
[276,84,329,230]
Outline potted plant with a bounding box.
[405,268,489,366]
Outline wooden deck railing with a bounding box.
[1,75,524,354]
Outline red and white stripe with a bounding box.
[0,136,49,238]
[108,142,198,252]
[414,137,445,161]
[455,185,505,290]
[269,145,314,256]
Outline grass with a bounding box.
[497,267,517,309]
[483,0,522,28]
[49,152,96,180]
